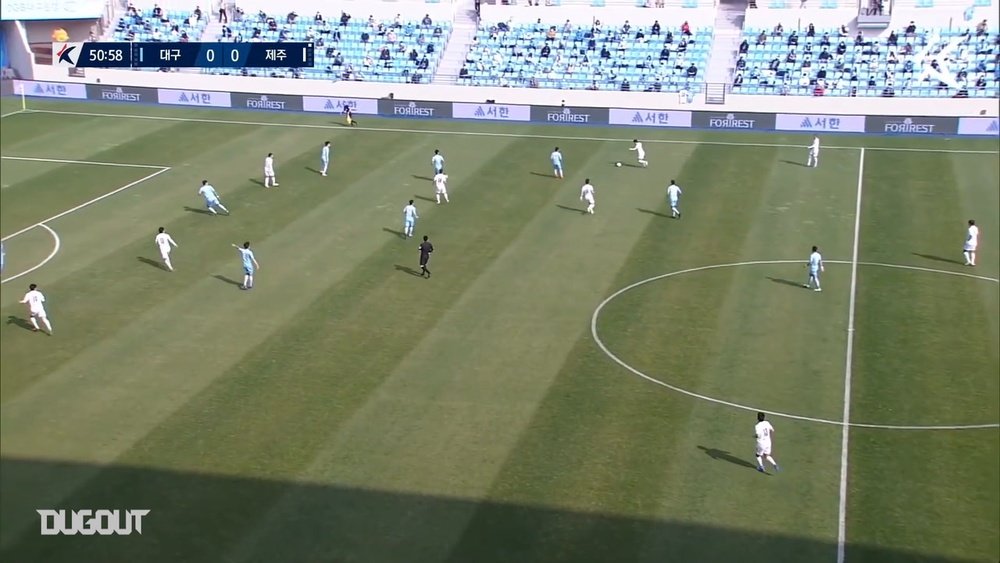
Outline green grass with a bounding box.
[1,98,997,563]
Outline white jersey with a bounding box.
[809,137,820,154]
[965,225,979,250]
[809,251,823,273]
[754,420,774,447]
[321,145,330,162]
[21,289,46,314]
[155,232,177,251]
[580,183,595,202]
[631,141,645,159]
[666,183,682,201]
[264,156,275,174]
[198,184,219,202]
[432,154,444,170]
[433,173,448,193]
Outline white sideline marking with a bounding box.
[1,155,168,169]
[589,258,1000,431]
[1,167,171,241]
[0,110,24,119]
[1,224,60,284]
[836,147,864,563]
[20,108,1000,155]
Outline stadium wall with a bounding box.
[9,78,999,136]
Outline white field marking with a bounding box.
[22,108,1000,155]
[0,110,25,119]
[837,147,864,563]
[1,155,167,169]
[589,258,1000,431]
[0,224,61,284]
[1,167,172,241]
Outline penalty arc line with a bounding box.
[836,147,864,563]
[1,224,61,284]
[589,259,1000,430]
[18,108,1000,155]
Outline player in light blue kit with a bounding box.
[320,141,331,176]
[232,241,260,290]
[403,199,419,238]
[198,180,230,215]
[550,147,564,179]
[432,149,444,175]
[805,245,824,292]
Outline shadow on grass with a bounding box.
[412,175,433,181]
[212,274,243,287]
[767,276,806,289]
[780,160,808,168]
[697,445,758,470]
[0,456,975,563]
[394,264,422,277]
[5,315,35,332]
[136,257,166,271]
[912,252,966,266]
[305,166,322,175]
[637,207,671,219]
[555,204,586,214]
[382,227,405,238]
[613,161,642,168]
[529,171,556,178]
[183,206,214,216]
[414,195,436,203]
[249,178,266,187]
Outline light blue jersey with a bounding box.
[432,154,444,173]
[239,248,256,275]
[199,184,220,205]
[321,145,330,163]
[403,204,419,225]
[809,251,823,273]
[551,150,563,170]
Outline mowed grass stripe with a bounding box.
[449,144,845,563]
[0,131,442,547]
[846,151,999,563]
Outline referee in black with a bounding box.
[418,235,433,278]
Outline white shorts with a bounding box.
[159,247,172,259]
[636,152,646,160]
[30,308,47,319]
[436,186,448,194]
[264,168,275,177]
[964,243,977,252]
[584,195,595,204]
[755,443,771,456]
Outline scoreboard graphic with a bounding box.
[53,42,314,69]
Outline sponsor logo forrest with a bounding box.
[708,113,755,129]
[100,87,141,102]
[394,101,435,117]
[547,107,590,123]
[245,95,286,110]
[883,117,935,134]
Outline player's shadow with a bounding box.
[767,276,805,289]
[411,175,433,181]
[529,172,554,178]
[413,195,436,203]
[912,252,965,266]
[394,264,422,277]
[697,446,758,470]
[5,315,35,332]
[183,206,214,215]
[136,256,167,271]
[555,204,586,214]
[636,207,671,219]
[613,161,642,168]
[248,178,266,187]
[304,166,322,174]
[382,227,405,238]
[213,274,243,287]
[780,160,808,167]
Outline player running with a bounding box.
[20,283,52,334]
[805,245,824,291]
[964,219,979,266]
[403,200,419,238]
[320,141,331,177]
[666,179,682,218]
[198,180,230,215]
[344,106,357,127]
[629,139,648,167]
[418,235,434,278]
[580,179,596,215]
[154,227,179,271]
[232,241,260,290]
[807,136,820,168]
[431,149,444,175]
[754,412,780,473]
[264,153,279,188]
[434,169,449,204]
[551,147,564,179]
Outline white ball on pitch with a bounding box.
[615,162,622,167]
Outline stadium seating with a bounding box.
[210,12,452,83]
[112,6,209,44]
[731,23,999,97]
[458,20,712,92]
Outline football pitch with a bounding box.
[0,96,997,563]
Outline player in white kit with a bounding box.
[154,227,178,271]
[807,136,820,168]
[264,153,279,187]
[580,179,596,214]
[629,139,648,167]
[433,170,449,204]
[805,245,824,291]
[964,219,979,266]
[754,412,780,473]
[666,180,682,218]
[20,283,52,334]
[320,141,331,176]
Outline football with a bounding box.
[615,162,622,167]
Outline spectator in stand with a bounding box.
[976,19,987,36]
[681,21,691,36]
[387,29,397,43]
[193,5,202,20]
[839,24,849,36]
[820,32,830,46]
[422,14,432,27]
[286,11,297,24]
[459,65,469,78]
[905,21,916,37]
[772,22,783,36]
[806,23,815,37]
[757,30,766,45]
[686,62,697,76]
[733,72,744,86]
[314,11,323,23]
[652,20,661,35]
[739,38,749,54]
[152,3,161,18]
[219,5,227,22]
[340,11,351,26]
